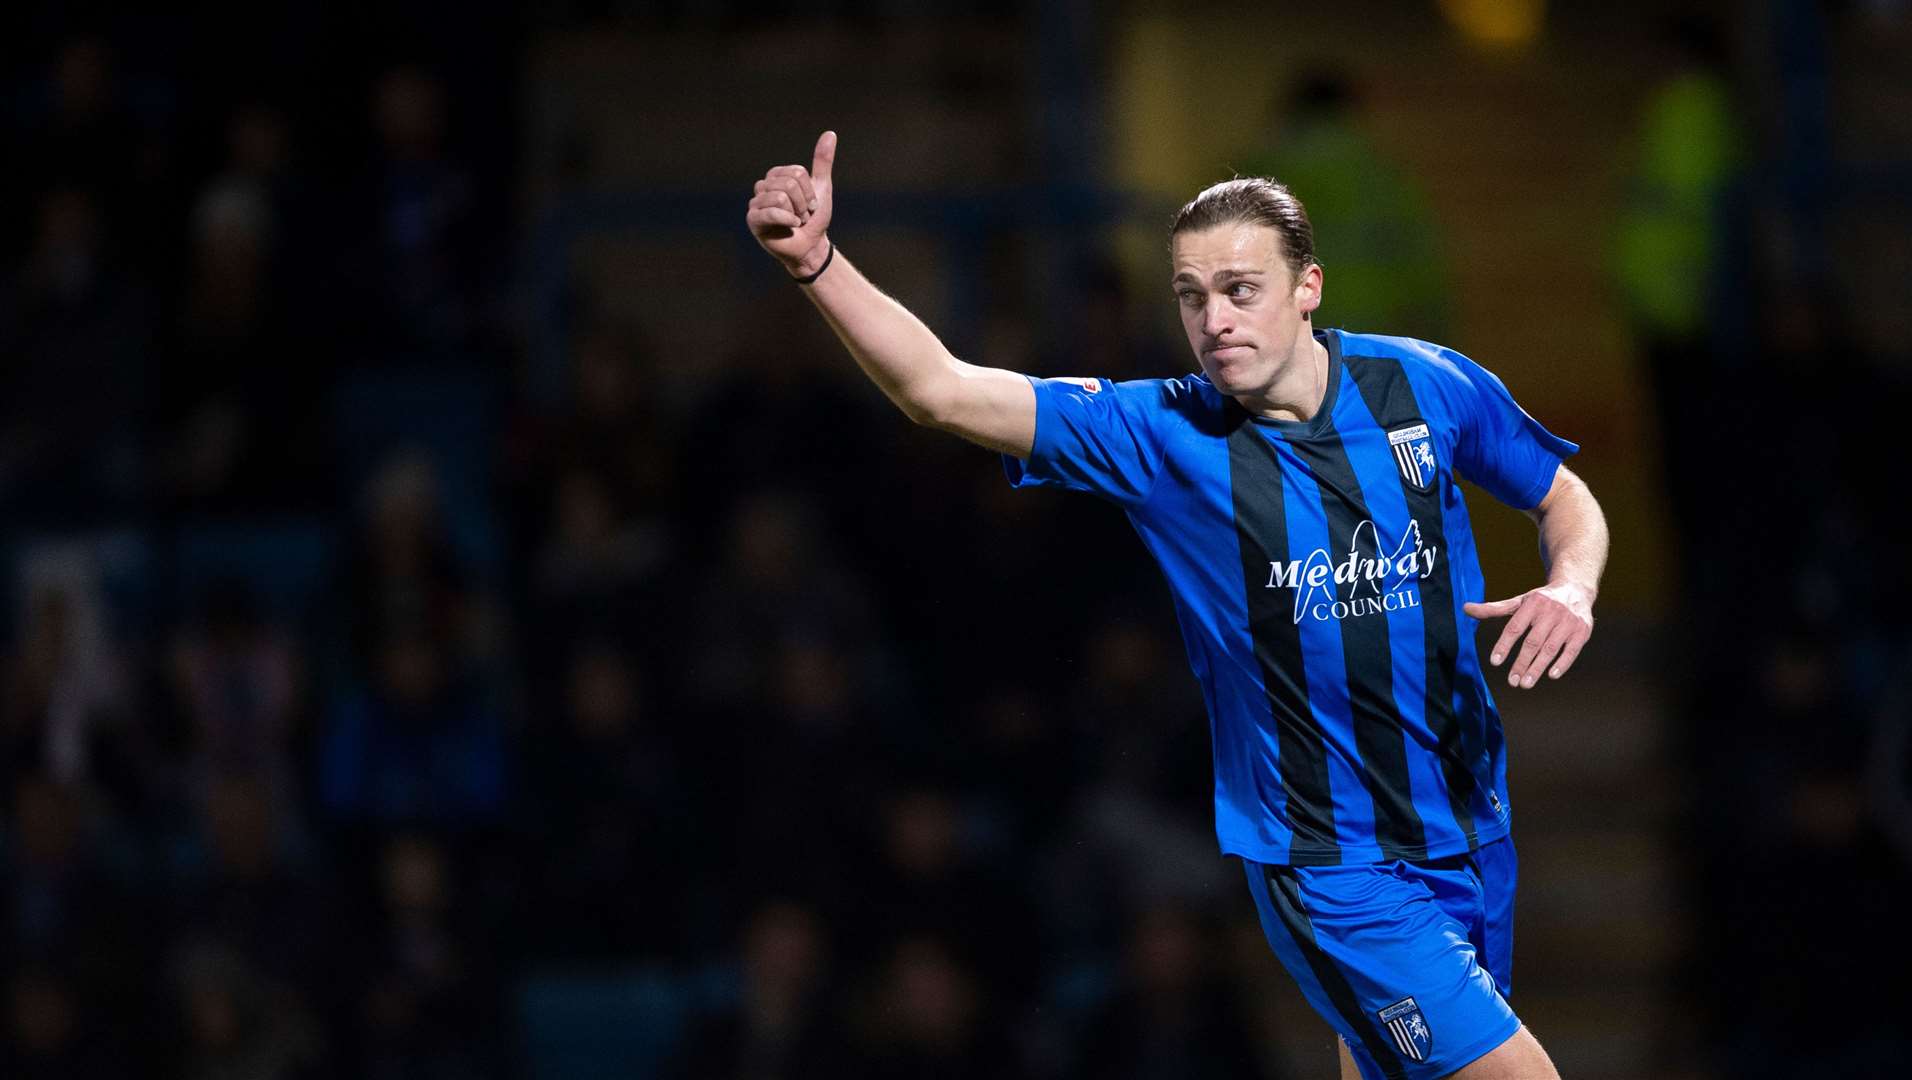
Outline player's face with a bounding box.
[1170,223,1321,397]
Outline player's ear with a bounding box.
[1295,263,1323,316]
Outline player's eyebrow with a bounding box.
[1171,268,1265,287]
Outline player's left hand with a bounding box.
[1463,582,1594,689]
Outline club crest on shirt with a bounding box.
[1387,423,1436,491]
[1378,997,1432,1063]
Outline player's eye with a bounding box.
[1227,283,1256,300]
[1176,290,1202,307]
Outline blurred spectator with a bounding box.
[3,965,113,1080]
[321,452,510,836]
[842,783,1036,1008]
[343,451,490,677]
[677,900,848,1080]
[521,639,698,962]
[535,322,679,511]
[1614,17,1745,345]
[1078,905,1276,1080]
[952,684,1074,861]
[0,776,145,1027]
[686,490,880,713]
[678,323,889,536]
[702,626,887,916]
[502,322,683,695]
[168,937,323,1080]
[1038,618,1230,954]
[847,936,1028,1080]
[1612,16,1745,571]
[346,65,482,360]
[166,580,305,808]
[529,466,671,628]
[162,113,327,512]
[2,545,148,809]
[317,622,507,830]
[518,326,678,602]
[1239,72,1450,339]
[0,185,152,514]
[346,833,502,1079]
[9,39,144,234]
[167,774,326,1001]
[182,180,274,354]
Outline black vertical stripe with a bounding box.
[1265,865,1408,1080]
[1346,355,1479,846]
[1227,410,1339,861]
[1291,422,1428,861]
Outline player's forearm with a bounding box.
[795,248,961,425]
[1533,472,1609,601]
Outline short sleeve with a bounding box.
[1001,376,1172,508]
[1434,351,1579,510]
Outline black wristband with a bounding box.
[791,240,834,284]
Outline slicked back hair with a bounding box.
[1169,177,1318,280]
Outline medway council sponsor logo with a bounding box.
[1263,519,1438,624]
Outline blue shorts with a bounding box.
[1242,836,1520,1080]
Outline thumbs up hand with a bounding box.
[746,130,836,278]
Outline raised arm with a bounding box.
[745,131,1036,458]
[1462,465,1610,689]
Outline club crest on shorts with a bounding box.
[1387,424,1436,491]
[1378,997,1432,1063]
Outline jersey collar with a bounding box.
[1241,327,1343,438]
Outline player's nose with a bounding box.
[1201,298,1232,337]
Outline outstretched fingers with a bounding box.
[1487,602,1536,670]
[1466,587,1594,688]
[1507,613,1566,688]
[1547,625,1590,680]
[1462,597,1520,621]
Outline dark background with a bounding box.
[3,1,1909,1077]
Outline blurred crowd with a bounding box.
[0,15,1284,1080]
[1615,14,1912,1078]
[3,5,1911,1080]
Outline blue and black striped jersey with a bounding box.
[1004,328,1577,865]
